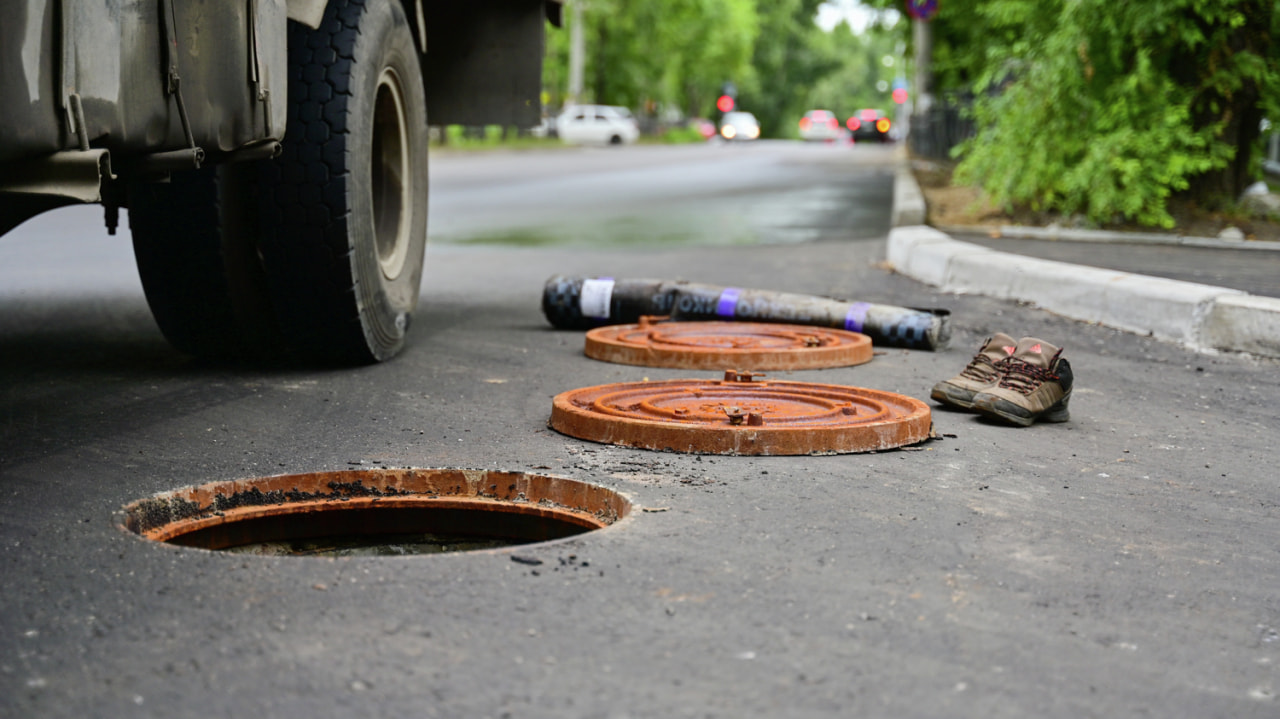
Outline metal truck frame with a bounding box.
[0,0,561,363]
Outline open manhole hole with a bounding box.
[584,317,873,370]
[121,469,630,557]
[550,370,932,455]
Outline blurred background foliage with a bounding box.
[539,0,1280,227]
[863,0,1280,226]
[541,0,904,139]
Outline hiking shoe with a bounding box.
[972,337,1073,426]
[930,332,1017,409]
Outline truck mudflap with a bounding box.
[0,0,287,168]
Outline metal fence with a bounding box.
[1266,131,1280,177]
[908,98,976,161]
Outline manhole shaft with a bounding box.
[122,469,631,555]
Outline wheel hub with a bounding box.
[372,66,412,281]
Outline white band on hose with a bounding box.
[579,278,615,320]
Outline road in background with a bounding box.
[428,141,896,247]
[2,142,1279,718]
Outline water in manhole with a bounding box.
[121,469,630,557]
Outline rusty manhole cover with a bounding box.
[584,317,873,370]
[549,370,932,455]
[121,469,631,556]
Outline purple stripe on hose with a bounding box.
[844,302,870,333]
[716,288,741,318]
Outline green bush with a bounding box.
[657,125,711,144]
[952,0,1276,228]
[433,125,561,150]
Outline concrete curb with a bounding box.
[937,223,1280,252]
[891,165,926,227]
[1199,293,1280,358]
[888,163,1280,359]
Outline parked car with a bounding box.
[798,109,843,142]
[720,111,761,141]
[691,117,718,140]
[557,105,640,146]
[848,109,892,143]
[528,115,557,138]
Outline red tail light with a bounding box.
[799,117,811,131]
[847,118,861,131]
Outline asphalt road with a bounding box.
[428,140,896,246]
[2,142,1278,718]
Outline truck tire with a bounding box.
[128,164,279,360]
[258,0,428,363]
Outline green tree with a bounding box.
[866,0,1280,227]
[543,0,758,119]
[544,1,896,138]
[665,0,761,117]
[736,0,842,136]
[958,0,1279,227]
[803,18,904,129]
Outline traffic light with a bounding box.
[892,87,908,105]
[718,81,737,114]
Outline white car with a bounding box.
[719,111,760,141]
[798,109,842,142]
[557,105,640,146]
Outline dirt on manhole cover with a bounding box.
[121,469,631,557]
[584,317,873,370]
[549,370,932,455]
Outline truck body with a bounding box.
[0,0,561,363]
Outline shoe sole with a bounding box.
[973,394,1071,427]
[930,384,978,410]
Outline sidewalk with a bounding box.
[947,230,1280,300]
[888,161,1280,360]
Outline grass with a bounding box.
[428,124,711,151]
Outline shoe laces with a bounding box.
[959,352,1000,382]
[996,352,1061,395]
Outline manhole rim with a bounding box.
[116,467,638,558]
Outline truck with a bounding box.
[0,0,561,363]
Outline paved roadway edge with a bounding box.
[887,150,1280,360]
